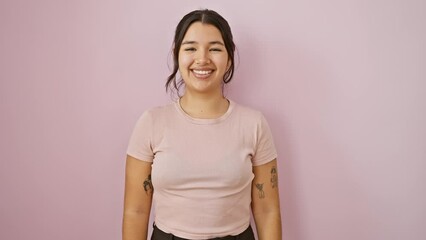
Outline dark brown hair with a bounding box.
[166,9,236,94]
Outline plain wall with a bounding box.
[1,0,425,239]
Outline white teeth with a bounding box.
[193,70,212,75]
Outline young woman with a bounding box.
[123,9,282,240]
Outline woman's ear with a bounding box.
[226,59,232,71]
[171,43,176,57]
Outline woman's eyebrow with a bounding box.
[209,41,224,46]
[181,40,224,45]
[182,41,197,45]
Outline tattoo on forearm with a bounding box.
[255,183,265,199]
[143,174,153,195]
[271,166,278,188]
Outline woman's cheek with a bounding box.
[178,53,193,69]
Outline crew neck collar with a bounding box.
[174,98,235,125]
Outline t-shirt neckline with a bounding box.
[174,98,235,125]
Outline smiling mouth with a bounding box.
[192,69,213,78]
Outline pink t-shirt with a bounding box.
[127,99,277,239]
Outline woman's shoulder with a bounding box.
[135,102,177,124]
[232,100,265,119]
[146,103,174,113]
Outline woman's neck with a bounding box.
[179,93,229,119]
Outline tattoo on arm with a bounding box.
[271,166,278,188]
[143,174,153,195]
[255,183,265,199]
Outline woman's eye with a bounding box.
[184,48,196,51]
[210,48,222,52]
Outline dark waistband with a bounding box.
[152,224,254,240]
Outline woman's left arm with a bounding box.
[251,159,282,240]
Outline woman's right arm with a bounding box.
[122,155,153,240]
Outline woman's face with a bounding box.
[178,22,230,95]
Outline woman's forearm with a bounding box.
[253,211,282,240]
[122,211,150,240]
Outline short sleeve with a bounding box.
[126,111,155,162]
[252,114,278,166]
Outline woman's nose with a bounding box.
[195,50,210,64]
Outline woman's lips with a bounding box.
[192,69,213,79]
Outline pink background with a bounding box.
[1,0,425,239]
